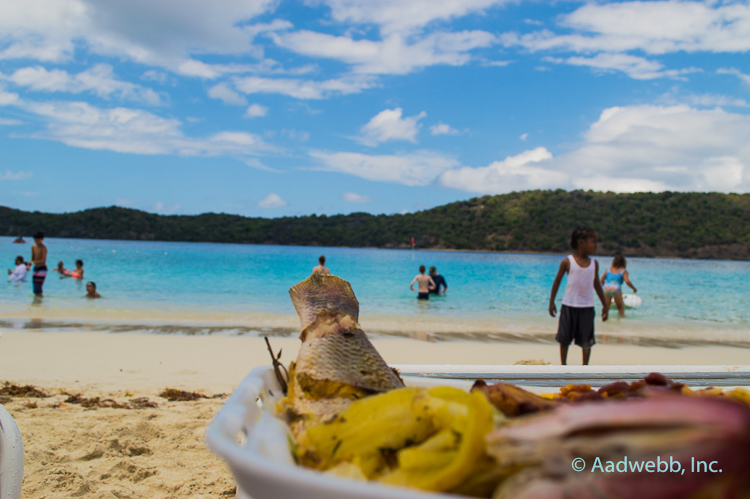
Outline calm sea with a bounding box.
[2,236,749,344]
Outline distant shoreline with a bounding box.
[3,190,750,261]
[3,235,745,263]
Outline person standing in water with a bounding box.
[26,231,48,296]
[428,266,447,296]
[8,256,28,282]
[601,254,637,317]
[410,265,436,300]
[312,255,330,275]
[549,226,609,365]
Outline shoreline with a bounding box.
[4,234,749,263]
[2,309,750,350]
[3,330,750,396]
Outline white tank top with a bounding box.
[561,255,595,307]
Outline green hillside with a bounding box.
[2,190,749,260]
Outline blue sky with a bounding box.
[1,0,749,217]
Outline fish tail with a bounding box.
[289,273,359,330]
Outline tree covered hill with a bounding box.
[2,190,749,260]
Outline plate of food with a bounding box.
[206,274,750,499]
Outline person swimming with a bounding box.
[70,259,84,279]
[85,281,101,299]
[54,261,71,276]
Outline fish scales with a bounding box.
[296,323,403,392]
[289,273,403,394]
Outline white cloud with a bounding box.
[116,198,134,207]
[258,193,287,208]
[1,170,33,180]
[519,133,528,141]
[717,67,750,85]
[0,117,23,125]
[272,30,496,75]
[282,129,309,141]
[0,0,280,72]
[544,53,700,81]
[307,0,509,36]
[310,149,459,186]
[5,64,162,104]
[503,2,750,55]
[341,191,371,203]
[430,122,459,135]
[554,105,750,193]
[659,91,749,109]
[438,147,561,194]
[20,100,274,156]
[358,108,426,146]
[0,89,21,106]
[233,75,377,99]
[244,158,281,172]
[152,201,180,213]
[208,83,247,106]
[432,104,750,195]
[245,103,268,118]
[141,70,168,84]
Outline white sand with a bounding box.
[1,329,749,498]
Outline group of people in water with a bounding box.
[410,265,448,300]
[7,232,101,298]
[312,254,449,301]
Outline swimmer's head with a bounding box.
[429,266,437,275]
[57,261,64,269]
[33,231,44,241]
[15,256,24,265]
[86,281,96,293]
[319,255,326,265]
[76,259,83,267]
[612,254,626,268]
[419,265,426,273]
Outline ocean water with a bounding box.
[2,236,749,343]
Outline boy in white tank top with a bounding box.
[548,226,609,365]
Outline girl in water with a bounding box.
[601,254,637,317]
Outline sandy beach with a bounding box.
[2,329,749,498]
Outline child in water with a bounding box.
[601,254,637,317]
[549,226,609,365]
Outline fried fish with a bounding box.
[280,273,404,434]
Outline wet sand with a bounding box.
[1,329,749,498]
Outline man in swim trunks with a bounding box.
[410,265,436,300]
[26,231,48,296]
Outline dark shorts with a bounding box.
[556,305,595,349]
[417,292,429,300]
[32,265,48,295]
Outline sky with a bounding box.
[1,0,750,218]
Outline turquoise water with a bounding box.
[2,236,750,339]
